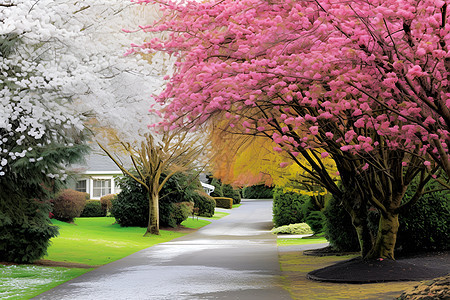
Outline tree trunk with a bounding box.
[340,187,373,258]
[366,211,399,260]
[350,211,373,258]
[145,189,160,236]
[343,201,373,258]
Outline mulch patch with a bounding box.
[306,250,449,284]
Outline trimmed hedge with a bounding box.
[214,197,233,209]
[210,178,242,204]
[51,189,88,222]
[80,200,105,217]
[242,184,273,199]
[272,187,308,227]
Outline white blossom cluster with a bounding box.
[0,0,167,176]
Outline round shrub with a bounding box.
[173,201,194,225]
[322,195,360,252]
[222,184,241,205]
[242,184,274,199]
[272,223,313,235]
[111,176,148,227]
[51,189,88,222]
[396,180,450,254]
[305,211,325,234]
[80,200,105,217]
[159,172,192,227]
[210,178,223,197]
[0,196,58,263]
[272,187,308,227]
[191,190,215,217]
[113,172,200,228]
[100,194,115,215]
[301,197,326,234]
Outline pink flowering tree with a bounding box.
[131,0,449,259]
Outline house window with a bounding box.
[93,179,111,198]
[75,180,87,193]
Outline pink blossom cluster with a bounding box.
[133,0,450,173]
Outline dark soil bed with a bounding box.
[306,249,449,284]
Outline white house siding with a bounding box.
[67,151,125,199]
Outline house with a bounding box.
[200,181,215,195]
[67,151,215,199]
[66,151,124,200]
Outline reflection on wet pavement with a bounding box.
[34,199,292,300]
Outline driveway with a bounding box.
[34,199,292,300]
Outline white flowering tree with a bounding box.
[0,0,166,262]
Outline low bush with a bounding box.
[396,179,449,253]
[0,197,59,263]
[322,195,360,252]
[210,178,223,197]
[214,197,233,209]
[304,210,325,235]
[242,184,273,199]
[51,189,88,222]
[172,202,194,225]
[100,194,115,215]
[111,176,148,227]
[272,187,308,227]
[300,196,326,234]
[80,200,104,217]
[113,172,203,228]
[191,190,215,217]
[222,184,241,205]
[272,223,313,235]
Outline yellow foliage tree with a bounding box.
[208,122,339,196]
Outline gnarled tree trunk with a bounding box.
[366,211,399,260]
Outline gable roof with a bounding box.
[69,149,128,175]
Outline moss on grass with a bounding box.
[279,251,419,300]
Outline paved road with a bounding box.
[34,199,292,300]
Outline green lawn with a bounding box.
[205,211,230,220]
[1,217,211,300]
[45,217,210,265]
[277,237,328,246]
[0,265,90,300]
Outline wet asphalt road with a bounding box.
[34,199,292,300]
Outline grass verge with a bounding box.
[277,237,328,246]
[46,217,210,265]
[1,217,211,299]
